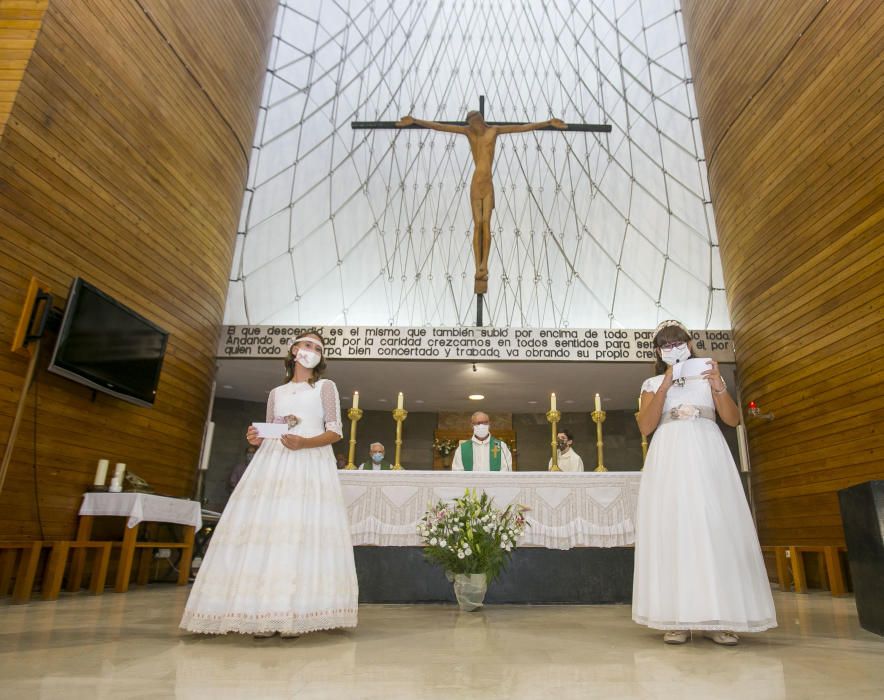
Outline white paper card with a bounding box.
[672,357,713,382]
[253,422,291,438]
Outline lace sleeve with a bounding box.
[320,380,343,437]
[641,376,662,394]
[266,388,276,422]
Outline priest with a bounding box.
[359,442,392,470]
[451,412,513,471]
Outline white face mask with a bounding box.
[295,348,321,369]
[660,343,690,365]
[473,424,490,439]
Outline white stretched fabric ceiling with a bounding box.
[225,0,729,329]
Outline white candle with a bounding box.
[114,462,126,481]
[93,459,109,486]
[397,392,404,409]
[353,391,359,409]
[551,392,557,411]
[595,393,601,412]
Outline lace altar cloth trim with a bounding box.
[338,471,641,550]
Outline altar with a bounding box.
[339,470,642,604]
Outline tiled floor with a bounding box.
[0,587,881,699]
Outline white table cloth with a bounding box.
[79,493,202,530]
[338,471,642,550]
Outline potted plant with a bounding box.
[418,489,527,611]
[433,437,459,468]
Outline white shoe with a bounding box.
[704,631,739,646]
[663,630,690,644]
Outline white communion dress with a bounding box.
[180,378,358,635]
[632,372,777,632]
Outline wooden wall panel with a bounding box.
[682,1,884,545]
[0,0,276,540]
[0,0,48,138]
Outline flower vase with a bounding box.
[453,573,487,611]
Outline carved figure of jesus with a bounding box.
[397,111,567,294]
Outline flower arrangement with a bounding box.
[433,438,459,456]
[417,489,528,582]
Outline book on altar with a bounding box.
[253,423,292,438]
[672,357,713,382]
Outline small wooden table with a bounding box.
[71,493,202,593]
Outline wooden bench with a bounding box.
[0,541,46,604]
[41,541,113,601]
[762,545,848,596]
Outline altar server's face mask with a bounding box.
[473,423,490,439]
[294,347,322,369]
[660,342,690,365]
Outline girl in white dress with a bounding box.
[180,332,358,636]
[632,320,776,645]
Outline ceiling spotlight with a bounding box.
[468,394,484,400]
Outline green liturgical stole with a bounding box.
[361,461,392,470]
[459,437,503,471]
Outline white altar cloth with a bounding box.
[79,493,202,530]
[338,471,641,550]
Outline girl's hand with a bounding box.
[281,434,306,451]
[246,426,263,446]
[702,360,726,393]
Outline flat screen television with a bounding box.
[48,278,169,408]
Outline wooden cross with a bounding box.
[352,96,611,326]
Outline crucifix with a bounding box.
[352,96,611,326]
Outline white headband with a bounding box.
[654,320,689,336]
[292,336,324,350]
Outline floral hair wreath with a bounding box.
[653,319,690,337]
[288,335,324,351]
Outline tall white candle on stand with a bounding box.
[551,392,556,411]
[114,463,126,482]
[353,391,359,409]
[595,393,601,412]
[94,459,109,486]
[397,392,404,410]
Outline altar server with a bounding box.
[548,430,584,472]
[632,320,776,645]
[451,412,512,471]
[181,332,358,637]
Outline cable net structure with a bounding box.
[225,0,729,329]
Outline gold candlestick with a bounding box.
[591,408,607,472]
[391,407,407,470]
[344,407,363,470]
[547,409,562,471]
